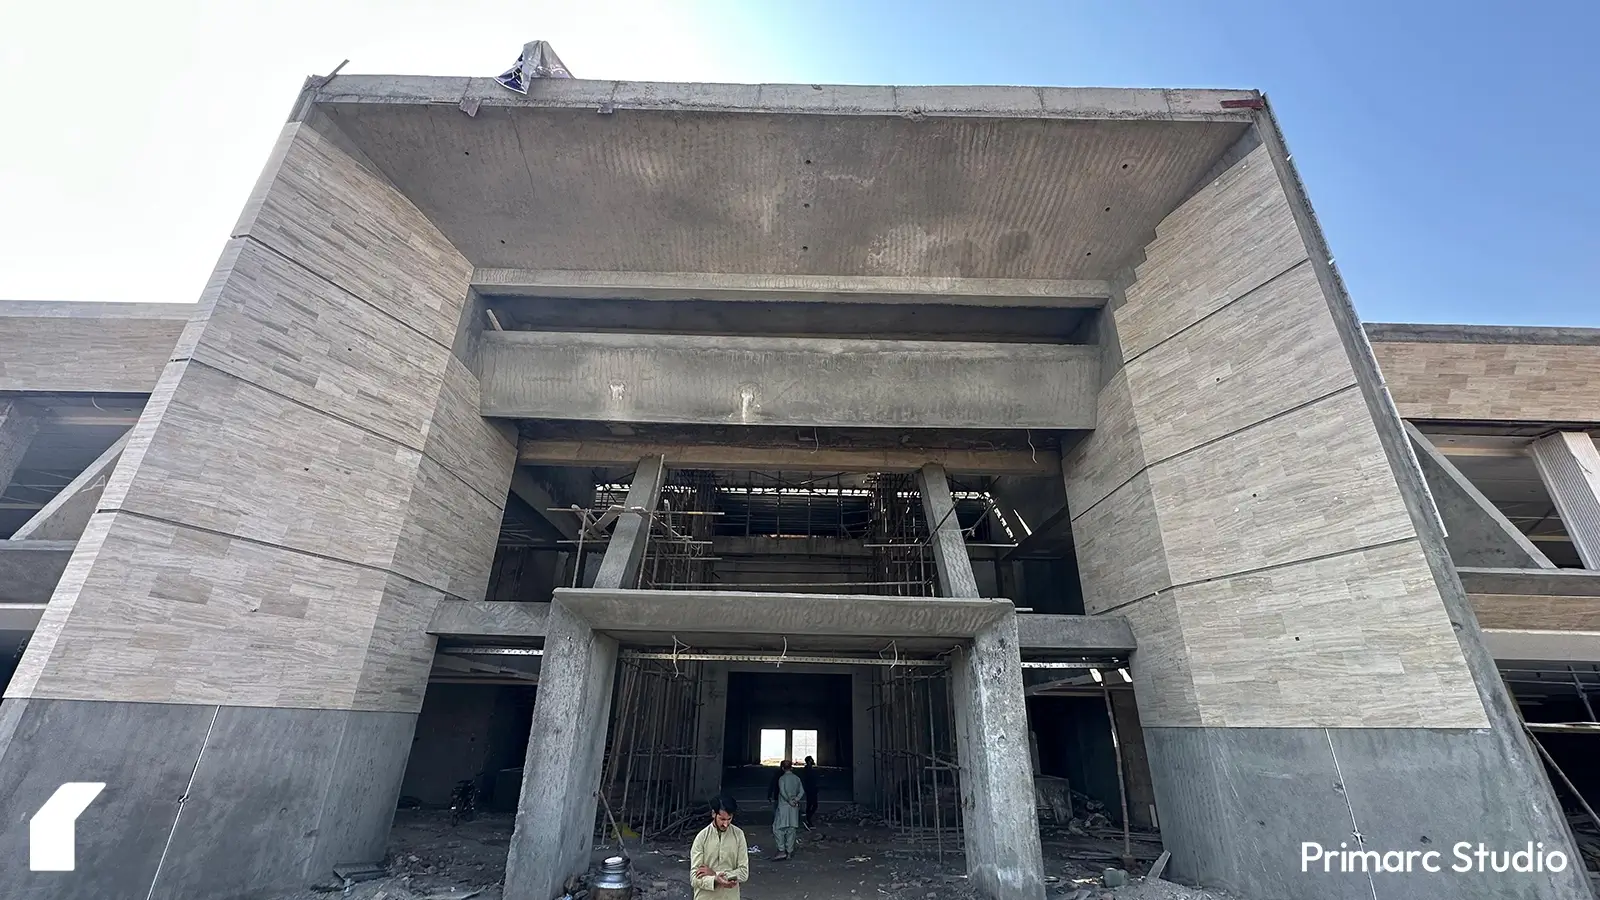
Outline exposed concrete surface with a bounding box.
[504,602,619,900]
[1456,566,1600,597]
[1016,614,1136,654]
[555,588,1013,640]
[920,462,982,598]
[0,698,416,900]
[1367,321,1600,346]
[1144,724,1597,899]
[0,539,73,604]
[592,454,665,590]
[951,616,1046,899]
[429,598,551,638]
[0,399,43,494]
[10,432,129,541]
[1481,629,1600,663]
[518,438,1061,476]
[1406,423,1554,569]
[479,330,1099,429]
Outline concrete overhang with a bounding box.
[312,76,1257,289]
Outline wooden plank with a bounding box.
[517,439,1059,476]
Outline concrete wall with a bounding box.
[0,114,515,900]
[1063,131,1589,899]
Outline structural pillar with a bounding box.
[691,663,730,803]
[506,455,665,900]
[851,668,877,807]
[1530,431,1600,569]
[922,461,1044,899]
[951,615,1045,900]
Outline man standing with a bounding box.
[690,795,748,898]
[772,760,805,861]
[800,756,819,829]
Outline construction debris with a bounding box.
[495,40,572,94]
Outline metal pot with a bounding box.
[590,856,632,900]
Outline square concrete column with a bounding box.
[951,614,1045,900]
[851,667,877,806]
[691,662,729,803]
[918,463,979,598]
[506,455,665,900]
[1530,431,1600,569]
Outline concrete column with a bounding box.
[691,663,729,803]
[505,602,620,900]
[851,667,876,806]
[1530,431,1600,569]
[507,455,665,900]
[0,399,43,496]
[917,462,979,598]
[1407,423,1553,569]
[951,613,1044,900]
[11,431,129,541]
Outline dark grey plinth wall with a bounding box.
[1064,121,1592,900]
[0,106,514,900]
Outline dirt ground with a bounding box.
[268,809,1250,900]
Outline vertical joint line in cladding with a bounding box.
[146,705,222,900]
[1324,728,1378,900]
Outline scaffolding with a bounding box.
[594,656,707,843]
[870,663,963,859]
[866,474,937,597]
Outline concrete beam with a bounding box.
[316,76,1259,123]
[1015,614,1135,654]
[428,599,550,639]
[593,455,666,589]
[0,539,74,604]
[474,268,1110,307]
[1405,423,1554,569]
[0,602,46,632]
[554,588,1013,640]
[518,438,1060,477]
[479,331,1099,429]
[507,468,578,541]
[1481,629,1600,663]
[919,463,981,598]
[11,431,129,541]
[1529,431,1600,568]
[1456,567,1600,598]
[0,399,44,495]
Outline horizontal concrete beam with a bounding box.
[481,331,1098,429]
[0,540,74,604]
[0,602,46,632]
[429,599,550,639]
[555,588,1014,640]
[1482,629,1600,664]
[317,76,1260,123]
[518,439,1061,476]
[1457,567,1600,598]
[1366,322,1600,347]
[473,268,1110,307]
[1015,614,1136,654]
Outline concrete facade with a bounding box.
[0,72,1595,900]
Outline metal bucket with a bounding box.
[590,856,632,900]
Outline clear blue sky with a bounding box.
[2,0,1595,326]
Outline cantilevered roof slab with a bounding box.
[313,77,1255,286]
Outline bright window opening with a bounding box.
[759,729,787,766]
[791,730,818,763]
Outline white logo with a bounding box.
[30,782,105,871]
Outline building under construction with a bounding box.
[0,71,1597,900]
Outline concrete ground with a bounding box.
[264,808,1261,900]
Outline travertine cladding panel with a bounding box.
[1114,145,1307,361]
[186,238,451,448]
[0,310,186,393]
[1173,542,1484,728]
[1149,389,1417,585]
[10,121,513,711]
[1072,472,1171,616]
[234,123,471,347]
[1471,594,1600,632]
[1372,340,1600,423]
[10,513,437,712]
[1067,132,1484,729]
[1121,262,1355,463]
